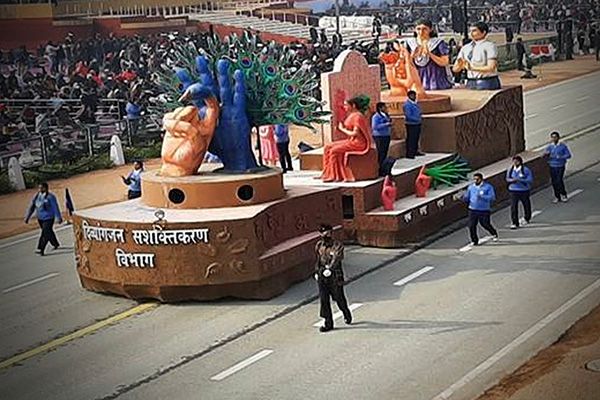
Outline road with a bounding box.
[0,72,599,400]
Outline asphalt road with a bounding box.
[0,73,599,400]
[524,71,600,149]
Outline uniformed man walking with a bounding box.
[314,224,352,333]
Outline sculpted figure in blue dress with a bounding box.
[405,19,453,90]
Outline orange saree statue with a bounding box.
[321,111,372,182]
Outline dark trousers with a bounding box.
[405,124,421,158]
[549,166,567,199]
[128,190,141,200]
[468,210,498,244]
[318,279,351,328]
[510,191,532,225]
[374,135,391,174]
[276,140,293,172]
[37,219,59,251]
[517,51,525,70]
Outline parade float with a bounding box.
[73,29,550,302]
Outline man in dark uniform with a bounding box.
[314,224,352,333]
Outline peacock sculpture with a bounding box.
[424,155,472,189]
[151,32,328,174]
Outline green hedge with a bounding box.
[0,142,162,195]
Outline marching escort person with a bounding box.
[506,155,534,229]
[314,224,352,333]
[463,173,499,246]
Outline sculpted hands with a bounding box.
[174,56,257,172]
[160,101,219,177]
[160,56,258,176]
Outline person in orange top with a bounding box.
[321,95,372,182]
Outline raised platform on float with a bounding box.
[286,153,455,242]
[73,184,343,302]
[141,167,284,209]
[355,151,549,247]
[381,91,452,115]
[300,85,525,171]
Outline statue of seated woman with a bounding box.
[379,43,426,99]
[321,95,374,182]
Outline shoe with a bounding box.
[319,325,333,333]
[552,198,560,204]
[522,220,529,226]
[471,241,479,246]
[510,224,518,230]
[406,156,416,159]
[53,245,60,250]
[416,152,426,157]
[35,249,44,256]
[562,195,569,202]
[344,314,352,325]
[492,235,499,242]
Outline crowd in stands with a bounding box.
[0,28,382,163]
[328,0,599,34]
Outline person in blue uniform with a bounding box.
[506,155,534,229]
[463,173,499,245]
[121,160,144,199]
[543,131,572,203]
[24,182,62,256]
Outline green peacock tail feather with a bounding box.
[151,32,328,131]
[424,155,472,189]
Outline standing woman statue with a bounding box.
[405,19,453,90]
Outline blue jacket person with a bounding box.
[25,182,62,256]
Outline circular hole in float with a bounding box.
[237,185,254,202]
[168,188,186,204]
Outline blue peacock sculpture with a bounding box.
[151,32,328,172]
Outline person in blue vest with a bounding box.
[403,90,425,159]
[121,160,143,199]
[543,131,572,203]
[24,182,62,256]
[506,155,534,229]
[463,172,498,245]
[371,102,393,176]
[274,124,293,173]
[125,99,142,137]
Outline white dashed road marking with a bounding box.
[393,266,435,287]
[2,273,60,294]
[313,303,363,327]
[210,349,274,381]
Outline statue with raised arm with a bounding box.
[379,42,426,98]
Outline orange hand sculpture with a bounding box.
[381,175,397,211]
[160,98,220,177]
[379,44,426,98]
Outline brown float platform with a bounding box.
[73,183,343,302]
[142,167,285,209]
[355,151,549,247]
[420,86,525,169]
[381,91,452,115]
[286,153,455,242]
